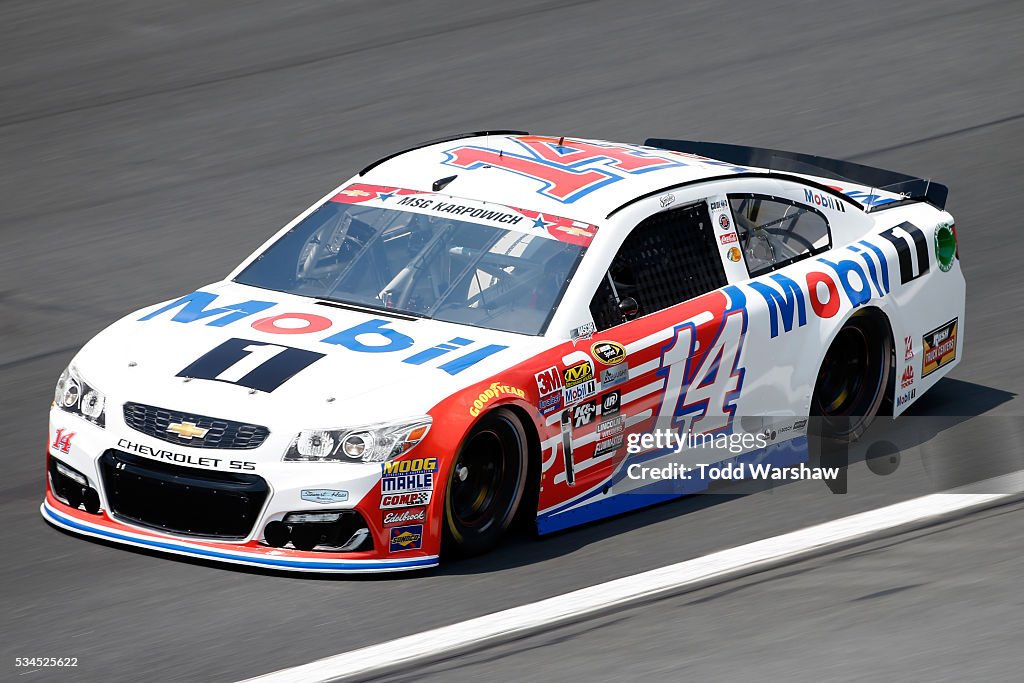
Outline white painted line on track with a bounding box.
[240,478,1022,683]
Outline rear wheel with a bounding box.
[811,310,892,442]
[443,408,528,556]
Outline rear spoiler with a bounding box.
[644,138,948,211]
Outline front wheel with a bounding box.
[443,407,528,556]
[811,311,892,442]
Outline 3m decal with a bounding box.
[442,137,685,203]
[389,524,423,552]
[922,318,958,377]
[177,338,324,393]
[52,428,74,454]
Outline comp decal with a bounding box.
[177,338,324,392]
[140,291,507,375]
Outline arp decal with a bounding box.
[389,524,423,552]
[140,291,507,375]
[177,338,324,393]
[922,318,958,377]
[441,137,686,203]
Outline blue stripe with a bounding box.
[42,504,436,572]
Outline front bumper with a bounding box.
[42,495,437,572]
[43,405,441,573]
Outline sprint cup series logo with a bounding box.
[922,318,958,377]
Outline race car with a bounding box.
[43,131,963,572]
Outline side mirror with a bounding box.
[618,296,639,321]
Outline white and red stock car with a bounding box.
[43,132,963,572]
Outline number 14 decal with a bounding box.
[657,308,746,435]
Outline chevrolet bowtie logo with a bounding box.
[166,421,209,440]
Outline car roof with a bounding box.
[357,133,760,225]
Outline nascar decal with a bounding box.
[139,291,506,375]
[441,137,688,203]
[389,524,424,552]
[922,318,958,377]
[744,225,929,339]
[332,183,600,247]
[380,457,438,495]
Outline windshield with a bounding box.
[234,188,589,335]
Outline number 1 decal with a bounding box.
[657,308,747,436]
[178,338,324,392]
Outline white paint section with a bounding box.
[238,485,1016,683]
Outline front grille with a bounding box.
[122,402,269,450]
[99,450,269,539]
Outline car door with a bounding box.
[543,198,740,502]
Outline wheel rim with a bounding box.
[813,319,888,436]
[449,420,522,532]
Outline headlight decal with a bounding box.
[284,417,431,463]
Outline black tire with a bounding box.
[443,407,529,556]
[810,310,892,442]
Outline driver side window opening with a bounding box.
[727,193,832,277]
[589,202,727,332]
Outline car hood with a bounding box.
[73,281,550,433]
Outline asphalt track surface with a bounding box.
[1,1,1022,681]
